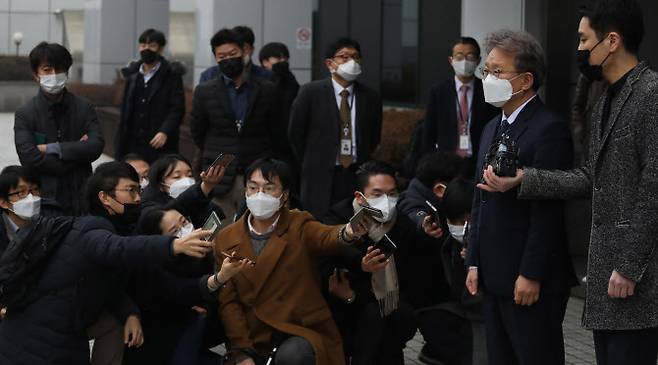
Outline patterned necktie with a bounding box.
[339,89,352,168]
[457,84,471,156]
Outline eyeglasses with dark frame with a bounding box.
[8,187,40,200]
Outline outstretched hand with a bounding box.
[172,229,214,258]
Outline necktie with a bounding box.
[459,85,470,125]
[339,89,353,168]
[457,85,470,156]
[496,119,511,139]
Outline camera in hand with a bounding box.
[483,133,519,179]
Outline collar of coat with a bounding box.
[221,208,294,294]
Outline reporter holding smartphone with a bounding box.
[320,161,436,365]
[214,158,369,365]
[0,162,214,365]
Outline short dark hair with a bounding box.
[138,28,167,47]
[454,36,481,57]
[84,161,140,215]
[29,42,73,73]
[0,171,21,201]
[579,0,644,54]
[123,153,148,164]
[259,42,290,64]
[232,25,255,47]
[0,165,40,189]
[244,158,293,192]
[325,37,362,59]
[210,28,244,54]
[355,161,397,192]
[415,153,465,189]
[442,178,475,220]
[136,206,167,235]
[146,154,192,194]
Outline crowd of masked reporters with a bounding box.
[0,150,473,365]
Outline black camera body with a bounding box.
[483,133,519,178]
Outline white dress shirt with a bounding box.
[331,78,358,162]
[139,61,161,85]
[502,95,537,125]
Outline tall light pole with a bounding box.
[13,32,23,56]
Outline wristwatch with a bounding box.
[345,292,356,304]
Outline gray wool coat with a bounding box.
[519,61,658,330]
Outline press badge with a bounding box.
[459,135,470,150]
[341,139,352,155]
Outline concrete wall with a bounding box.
[0,0,85,56]
[194,0,313,85]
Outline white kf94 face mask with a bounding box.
[12,193,41,220]
[334,59,362,82]
[246,192,282,220]
[39,73,68,95]
[482,73,524,108]
[167,177,195,199]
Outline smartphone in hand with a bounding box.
[425,200,441,224]
[220,251,256,266]
[374,234,398,260]
[206,153,235,173]
[202,211,222,242]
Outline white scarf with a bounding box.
[352,199,400,317]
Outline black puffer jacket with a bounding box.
[190,76,281,196]
[0,216,175,365]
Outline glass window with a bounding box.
[381,0,419,105]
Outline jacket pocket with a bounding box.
[611,125,631,139]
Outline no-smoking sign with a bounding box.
[296,27,311,50]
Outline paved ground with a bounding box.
[0,112,598,364]
[402,297,596,365]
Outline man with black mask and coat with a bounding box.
[116,28,186,163]
[190,28,282,223]
[0,161,214,365]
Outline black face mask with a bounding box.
[576,35,610,81]
[272,61,290,77]
[218,57,244,79]
[109,198,142,235]
[140,49,159,65]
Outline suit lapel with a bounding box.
[596,86,631,159]
[234,209,291,297]
[324,78,341,127]
[506,96,542,141]
[354,82,365,158]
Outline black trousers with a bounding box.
[351,301,417,365]
[273,336,315,365]
[483,293,569,365]
[593,327,658,365]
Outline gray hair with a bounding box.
[484,29,546,90]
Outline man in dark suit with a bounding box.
[422,37,499,160]
[116,29,185,163]
[199,25,272,84]
[480,1,658,364]
[465,29,577,365]
[190,28,282,222]
[289,37,382,218]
